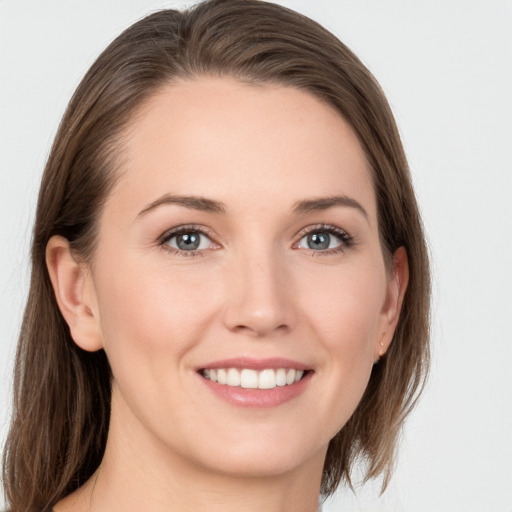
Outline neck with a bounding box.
[55,388,326,512]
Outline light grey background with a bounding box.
[1,1,511,510]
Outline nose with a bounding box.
[222,247,296,337]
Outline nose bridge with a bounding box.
[222,241,295,336]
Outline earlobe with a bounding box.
[46,235,103,352]
[376,246,409,360]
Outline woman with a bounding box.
[2,1,430,511]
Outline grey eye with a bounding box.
[167,232,211,251]
[297,231,343,251]
[307,232,329,250]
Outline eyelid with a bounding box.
[158,224,214,242]
[293,223,355,254]
[156,222,354,257]
[157,224,220,256]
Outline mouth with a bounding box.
[199,367,309,390]
[197,357,313,408]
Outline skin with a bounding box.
[47,77,408,512]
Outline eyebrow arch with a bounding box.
[292,195,369,221]
[137,194,227,218]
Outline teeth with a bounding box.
[217,368,227,385]
[276,368,287,386]
[258,369,276,389]
[227,368,241,386]
[202,368,306,389]
[241,369,258,389]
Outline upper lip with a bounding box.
[197,357,312,371]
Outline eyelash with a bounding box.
[295,224,355,256]
[158,224,214,258]
[157,223,355,257]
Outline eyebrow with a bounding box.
[292,195,369,221]
[137,194,227,218]
[137,193,368,221]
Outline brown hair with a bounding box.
[2,1,430,509]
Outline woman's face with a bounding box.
[82,77,403,478]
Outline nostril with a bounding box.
[231,322,290,337]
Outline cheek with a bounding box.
[93,256,217,366]
[301,259,386,400]
[304,259,386,346]
[91,256,219,442]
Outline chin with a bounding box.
[200,448,319,479]
[180,425,329,479]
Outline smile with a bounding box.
[201,368,306,390]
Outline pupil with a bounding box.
[177,233,200,250]
[308,232,329,250]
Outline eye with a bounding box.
[168,232,210,251]
[295,225,353,254]
[159,226,217,255]
[298,231,340,251]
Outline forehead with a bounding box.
[111,76,376,220]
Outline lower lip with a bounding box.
[200,372,312,408]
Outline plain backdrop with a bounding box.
[1,1,511,510]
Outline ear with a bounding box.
[375,246,409,361]
[46,235,103,352]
